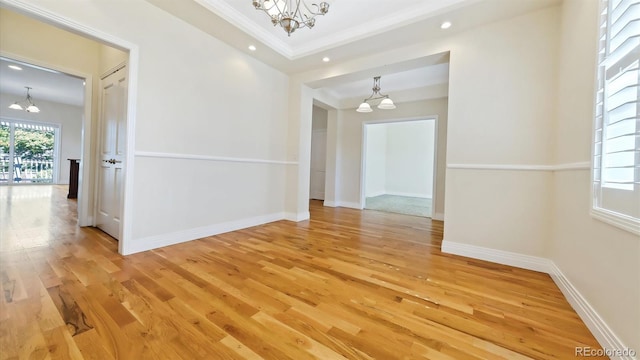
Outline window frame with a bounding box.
[0,118,61,185]
[590,0,640,235]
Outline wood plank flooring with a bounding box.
[0,185,604,359]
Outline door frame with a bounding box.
[3,0,140,255]
[359,116,439,218]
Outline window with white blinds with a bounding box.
[592,0,640,234]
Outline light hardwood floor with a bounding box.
[0,185,603,359]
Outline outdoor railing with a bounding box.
[0,154,54,184]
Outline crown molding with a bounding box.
[291,0,474,59]
[192,0,475,60]
[193,0,293,58]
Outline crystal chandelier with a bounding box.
[8,86,40,113]
[356,76,396,113]
[252,0,330,36]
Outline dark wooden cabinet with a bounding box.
[68,159,80,199]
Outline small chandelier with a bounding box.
[356,76,396,113]
[8,86,40,113]
[252,0,330,37]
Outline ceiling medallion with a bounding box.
[252,0,330,36]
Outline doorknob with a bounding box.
[102,159,120,164]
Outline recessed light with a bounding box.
[322,57,330,62]
[248,45,257,51]
[8,65,22,71]
[440,21,452,29]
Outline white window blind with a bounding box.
[592,0,640,234]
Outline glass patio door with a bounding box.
[0,120,59,184]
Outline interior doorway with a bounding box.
[1,5,136,254]
[361,119,437,218]
[309,105,328,201]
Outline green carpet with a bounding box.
[365,195,432,217]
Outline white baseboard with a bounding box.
[365,190,386,198]
[548,263,637,360]
[284,211,310,222]
[432,212,444,221]
[338,201,362,209]
[441,240,636,360]
[322,200,361,209]
[385,191,430,199]
[79,215,94,227]
[441,240,552,273]
[124,212,286,255]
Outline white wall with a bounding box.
[364,123,386,197]
[551,0,640,352]
[8,1,637,352]
[0,93,83,184]
[4,1,291,253]
[332,98,448,217]
[385,121,434,198]
[442,6,559,257]
[296,2,638,352]
[311,105,328,130]
[364,121,435,199]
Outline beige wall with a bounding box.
[4,0,637,352]
[289,2,638,352]
[4,0,291,253]
[99,45,128,74]
[551,0,640,352]
[443,6,559,256]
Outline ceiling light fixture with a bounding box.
[252,0,330,37]
[356,76,396,113]
[322,56,330,62]
[8,87,40,113]
[440,21,452,29]
[8,65,22,71]
[248,45,257,51]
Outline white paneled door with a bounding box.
[96,65,127,240]
[310,129,327,200]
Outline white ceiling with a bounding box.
[0,58,85,107]
[0,0,560,109]
[194,0,474,59]
[147,0,559,105]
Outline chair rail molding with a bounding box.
[135,151,298,166]
[447,162,590,171]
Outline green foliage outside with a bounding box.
[1,124,54,182]
[0,124,54,160]
[0,125,8,155]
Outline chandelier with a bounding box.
[356,76,396,113]
[8,86,40,113]
[252,0,330,36]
